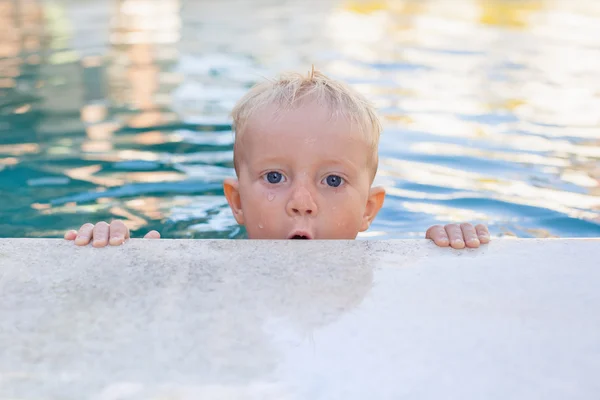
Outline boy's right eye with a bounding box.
[264,171,285,184]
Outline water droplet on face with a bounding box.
[267,193,275,202]
[258,223,264,229]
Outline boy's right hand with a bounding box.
[64,220,160,247]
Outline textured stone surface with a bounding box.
[0,238,599,399]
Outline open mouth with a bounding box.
[288,231,312,240]
[290,235,310,240]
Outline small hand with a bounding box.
[426,223,490,249]
[64,220,160,247]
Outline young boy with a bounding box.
[65,69,490,249]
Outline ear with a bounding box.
[360,185,385,232]
[223,178,245,225]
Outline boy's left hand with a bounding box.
[426,223,490,249]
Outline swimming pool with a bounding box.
[1,0,599,239]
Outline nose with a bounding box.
[286,185,318,217]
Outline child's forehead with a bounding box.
[242,102,364,138]
[240,121,371,168]
[237,104,375,165]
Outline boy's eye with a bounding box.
[324,175,344,188]
[265,171,284,184]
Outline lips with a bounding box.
[288,230,313,240]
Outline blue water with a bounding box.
[1,0,599,239]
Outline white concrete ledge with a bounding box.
[1,238,599,399]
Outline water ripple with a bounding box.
[0,0,599,239]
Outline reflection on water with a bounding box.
[0,0,599,239]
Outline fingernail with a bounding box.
[110,235,124,245]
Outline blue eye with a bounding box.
[325,175,343,187]
[265,171,283,184]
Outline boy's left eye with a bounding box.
[323,175,344,188]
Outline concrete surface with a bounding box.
[0,238,599,400]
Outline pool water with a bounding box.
[1,0,599,239]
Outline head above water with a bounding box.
[223,67,386,239]
[232,67,383,178]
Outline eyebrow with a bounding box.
[320,158,360,175]
[250,155,288,167]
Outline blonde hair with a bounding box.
[230,67,382,177]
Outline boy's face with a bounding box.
[223,100,385,239]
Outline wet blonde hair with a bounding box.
[230,67,382,179]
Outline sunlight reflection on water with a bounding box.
[0,0,599,239]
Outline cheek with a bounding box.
[320,203,362,239]
[243,186,289,238]
[324,190,364,224]
[243,184,285,219]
